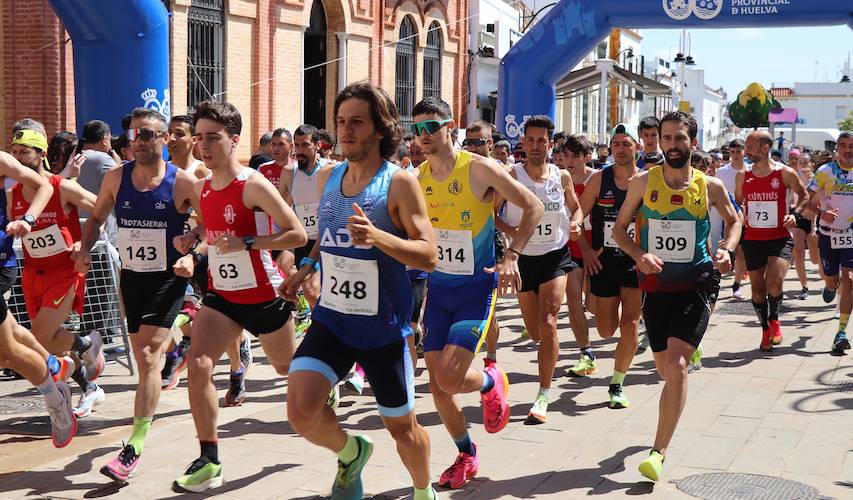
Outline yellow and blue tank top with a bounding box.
[419,151,495,287]
[637,166,713,292]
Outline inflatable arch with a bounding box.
[48,0,170,133]
[497,0,853,142]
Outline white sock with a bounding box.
[36,375,64,407]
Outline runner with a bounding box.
[414,97,542,488]
[791,152,819,300]
[497,116,581,424]
[560,134,597,377]
[282,82,438,500]
[715,139,748,299]
[610,111,741,482]
[9,129,105,417]
[576,123,643,409]
[735,130,808,352]
[258,128,293,191]
[172,100,305,492]
[637,116,663,170]
[168,115,210,179]
[0,147,77,447]
[73,107,200,482]
[806,131,853,353]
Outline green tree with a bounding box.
[840,111,853,132]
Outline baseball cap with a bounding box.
[610,123,639,145]
[11,129,50,169]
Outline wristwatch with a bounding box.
[243,235,255,251]
[21,214,36,226]
[190,250,203,264]
[299,256,320,272]
[726,248,736,264]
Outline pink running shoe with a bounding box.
[438,445,479,489]
[481,364,510,433]
[101,443,141,483]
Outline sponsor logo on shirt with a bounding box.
[650,190,658,203]
[224,204,236,225]
[671,194,683,205]
[155,200,166,210]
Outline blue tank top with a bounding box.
[0,189,15,267]
[115,161,188,269]
[312,160,413,349]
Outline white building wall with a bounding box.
[775,82,853,129]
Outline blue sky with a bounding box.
[639,26,853,98]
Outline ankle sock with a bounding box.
[580,346,594,360]
[338,434,359,464]
[453,431,476,456]
[752,300,769,330]
[128,416,152,455]
[611,370,626,387]
[413,486,437,500]
[840,313,850,333]
[47,355,61,377]
[768,294,783,321]
[200,440,219,464]
[36,375,63,407]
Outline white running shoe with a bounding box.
[73,384,106,417]
[239,333,253,373]
[49,380,77,448]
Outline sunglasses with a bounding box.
[462,138,488,147]
[410,119,451,136]
[127,128,165,142]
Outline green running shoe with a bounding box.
[567,354,597,377]
[608,383,630,409]
[332,435,374,500]
[638,450,664,482]
[172,457,224,493]
[520,328,529,340]
[688,346,702,374]
[326,384,340,411]
[525,393,549,425]
[295,317,312,339]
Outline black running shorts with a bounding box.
[741,236,793,272]
[120,269,188,333]
[517,246,576,293]
[202,291,293,336]
[589,255,638,298]
[643,289,712,353]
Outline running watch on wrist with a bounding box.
[243,235,255,250]
[726,248,736,264]
[21,214,36,226]
[299,257,320,272]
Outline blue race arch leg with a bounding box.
[48,0,170,133]
[497,0,853,143]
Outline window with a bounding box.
[395,17,417,127]
[187,0,225,111]
[423,22,442,99]
[596,42,607,59]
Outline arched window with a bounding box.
[423,22,442,99]
[395,16,417,127]
[187,0,225,111]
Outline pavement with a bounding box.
[1,265,852,499]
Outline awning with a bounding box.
[555,64,672,100]
[769,108,798,124]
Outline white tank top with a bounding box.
[185,159,203,176]
[291,159,326,239]
[504,163,570,256]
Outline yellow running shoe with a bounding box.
[638,450,664,482]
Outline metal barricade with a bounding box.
[7,239,134,375]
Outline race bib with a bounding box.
[296,203,320,238]
[319,252,379,315]
[117,227,167,272]
[748,200,778,228]
[604,221,635,249]
[648,219,696,263]
[209,246,258,291]
[23,224,68,258]
[182,216,198,234]
[529,211,561,246]
[435,229,474,275]
[830,229,853,249]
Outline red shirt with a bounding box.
[743,168,789,241]
[258,160,285,189]
[11,175,81,271]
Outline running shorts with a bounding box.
[0,266,15,322]
[22,266,86,319]
[708,268,722,306]
[422,277,496,354]
[294,240,317,267]
[410,277,427,324]
[202,291,292,336]
[290,320,414,417]
[741,236,793,271]
[643,289,712,353]
[818,231,853,276]
[120,269,188,333]
[790,208,812,234]
[517,246,576,293]
[589,255,638,298]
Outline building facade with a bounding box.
[1,0,469,157]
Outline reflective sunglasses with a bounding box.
[127,128,165,142]
[410,119,451,136]
[462,138,488,147]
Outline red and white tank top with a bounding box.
[568,173,593,259]
[201,168,283,304]
[258,160,285,189]
[11,175,81,271]
[743,168,789,241]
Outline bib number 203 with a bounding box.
[29,234,56,249]
[330,276,367,300]
[126,246,157,261]
[654,236,687,252]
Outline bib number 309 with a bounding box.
[647,219,696,263]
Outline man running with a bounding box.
[0,148,77,448]
[637,116,663,170]
[496,116,581,424]
[73,107,200,482]
[806,131,853,353]
[414,97,542,488]
[168,115,210,179]
[258,128,293,190]
[9,129,105,417]
[282,82,438,500]
[735,130,807,351]
[715,139,748,299]
[577,124,643,409]
[611,111,741,482]
[172,100,305,492]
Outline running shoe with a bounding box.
[608,383,630,409]
[73,383,105,417]
[796,288,809,300]
[295,317,312,339]
[823,286,837,304]
[51,356,76,382]
[833,331,851,351]
[345,365,365,395]
[101,443,141,482]
[161,337,191,390]
[296,289,311,318]
[636,331,650,353]
[760,328,774,352]
[239,333,253,373]
[48,380,77,448]
[732,286,744,300]
[81,330,105,381]
[567,354,597,377]
[173,457,224,493]
[326,384,340,411]
[769,319,783,345]
[638,450,664,482]
[331,435,373,500]
[520,328,529,340]
[687,347,702,374]
[438,444,479,489]
[525,393,549,425]
[224,364,246,407]
[481,364,510,433]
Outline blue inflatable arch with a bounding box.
[497,0,853,142]
[48,0,170,133]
